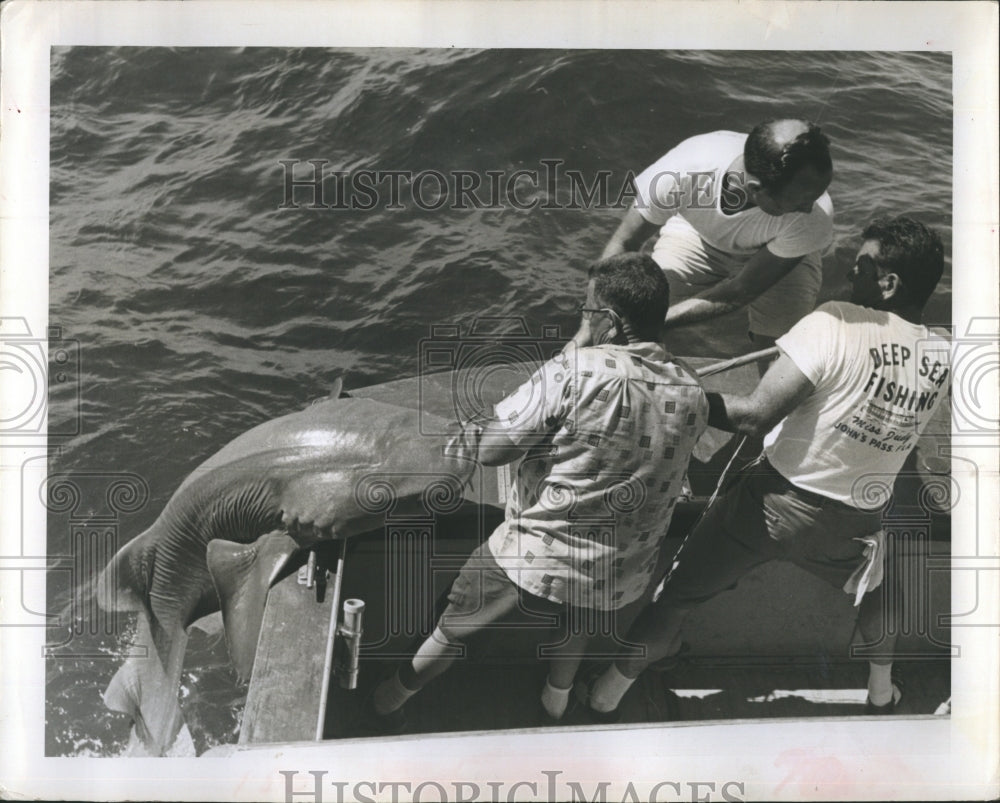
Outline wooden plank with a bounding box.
[239,570,335,744]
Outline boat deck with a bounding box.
[240,508,951,746]
[236,358,952,747]
[321,654,949,740]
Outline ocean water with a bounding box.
[44,47,953,755]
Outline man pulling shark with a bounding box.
[577,216,951,720]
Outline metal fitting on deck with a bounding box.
[334,598,365,689]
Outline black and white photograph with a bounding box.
[1,1,997,801]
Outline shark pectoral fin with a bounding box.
[206,531,299,681]
[266,542,299,587]
[104,611,188,756]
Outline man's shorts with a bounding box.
[650,215,823,339]
[437,542,623,644]
[660,457,884,607]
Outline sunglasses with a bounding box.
[849,254,884,278]
[578,305,623,327]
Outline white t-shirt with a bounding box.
[633,130,834,258]
[764,301,951,509]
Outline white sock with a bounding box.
[590,663,636,713]
[374,670,419,715]
[540,677,572,720]
[868,662,894,706]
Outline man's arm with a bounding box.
[601,206,662,258]
[707,350,815,438]
[449,355,566,464]
[476,422,540,467]
[565,320,594,351]
[663,246,800,329]
[446,420,538,468]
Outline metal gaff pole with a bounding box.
[655,346,777,600]
[315,538,348,741]
[695,346,779,378]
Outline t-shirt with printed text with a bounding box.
[764,301,951,509]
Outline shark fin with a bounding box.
[103,610,188,756]
[97,529,155,614]
[187,611,225,637]
[308,377,346,407]
[206,531,299,681]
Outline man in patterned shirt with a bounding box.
[370,252,709,729]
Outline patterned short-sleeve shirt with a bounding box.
[486,341,708,610]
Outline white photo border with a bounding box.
[1,1,997,801]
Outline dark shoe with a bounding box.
[647,642,690,673]
[537,691,578,726]
[574,671,622,725]
[865,679,903,715]
[361,691,408,735]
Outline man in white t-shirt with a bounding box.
[578,216,949,720]
[603,119,834,345]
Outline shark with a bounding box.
[97,382,474,755]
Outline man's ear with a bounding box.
[744,173,763,195]
[880,272,902,301]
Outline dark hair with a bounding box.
[744,119,832,191]
[861,216,945,308]
[587,253,670,340]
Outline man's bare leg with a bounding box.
[541,631,591,720]
[857,584,901,708]
[373,626,462,715]
[587,603,692,713]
